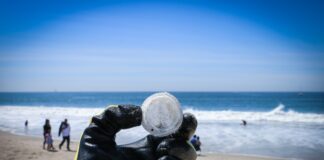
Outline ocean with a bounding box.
[0,92,324,160]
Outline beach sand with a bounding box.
[0,131,77,160]
[0,131,282,160]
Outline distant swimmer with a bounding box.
[241,120,247,126]
[25,120,28,127]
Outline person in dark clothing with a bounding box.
[75,104,198,160]
[25,120,28,127]
[190,135,197,146]
[241,120,247,126]
[59,119,71,150]
[43,119,51,149]
[24,120,29,134]
[195,136,201,152]
[190,135,201,153]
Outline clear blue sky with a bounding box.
[0,0,323,92]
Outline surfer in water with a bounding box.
[241,120,247,126]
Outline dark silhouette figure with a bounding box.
[241,120,247,126]
[59,119,71,151]
[195,136,201,152]
[43,119,51,149]
[24,120,29,134]
[190,135,201,153]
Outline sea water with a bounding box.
[0,92,324,160]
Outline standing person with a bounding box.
[190,134,201,154]
[58,119,71,151]
[46,132,56,151]
[43,119,51,149]
[24,120,28,134]
[195,136,202,153]
[190,135,197,146]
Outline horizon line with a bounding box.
[0,91,323,93]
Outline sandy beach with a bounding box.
[0,130,284,160]
[0,131,77,160]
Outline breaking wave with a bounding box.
[1,104,324,159]
[184,103,324,123]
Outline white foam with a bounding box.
[1,105,324,159]
[1,104,324,140]
[0,105,148,144]
[184,104,324,123]
[0,106,100,141]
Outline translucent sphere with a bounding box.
[141,92,183,137]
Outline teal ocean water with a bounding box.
[0,92,324,159]
[1,92,324,113]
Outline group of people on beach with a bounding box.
[23,119,244,154]
[42,118,71,151]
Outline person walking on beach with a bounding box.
[58,118,71,151]
[43,119,51,149]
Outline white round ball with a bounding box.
[141,92,183,137]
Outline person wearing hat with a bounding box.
[74,104,198,160]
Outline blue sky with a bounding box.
[0,0,323,92]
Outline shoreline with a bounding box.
[0,130,286,160]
